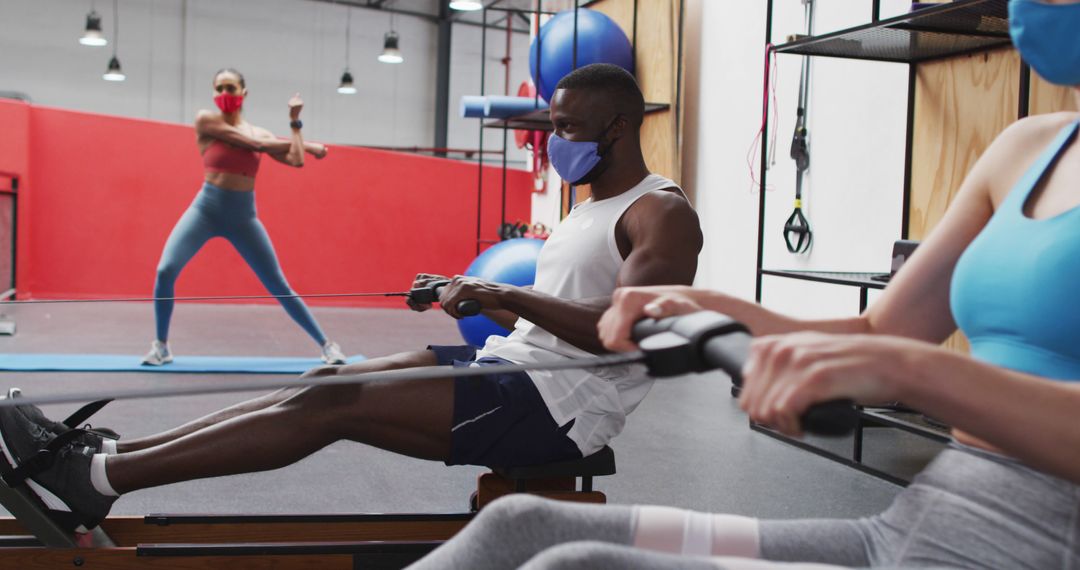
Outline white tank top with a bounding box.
[478,174,684,456]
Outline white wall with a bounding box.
[684,0,912,319]
[0,0,528,163]
[448,19,533,162]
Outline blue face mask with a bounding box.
[548,119,617,185]
[1009,0,1080,86]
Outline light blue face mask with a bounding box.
[1009,0,1080,86]
[548,118,617,185]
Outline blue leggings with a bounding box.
[153,182,327,345]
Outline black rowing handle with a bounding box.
[632,313,858,437]
[408,280,481,317]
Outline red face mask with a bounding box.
[214,93,244,114]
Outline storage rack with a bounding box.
[754,0,1014,485]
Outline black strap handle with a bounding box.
[632,312,857,437]
[784,205,813,254]
[408,280,481,317]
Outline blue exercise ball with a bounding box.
[529,9,635,103]
[457,238,546,347]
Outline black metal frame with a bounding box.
[754,0,1025,485]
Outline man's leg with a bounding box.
[105,349,451,494]
[118,350,435,453]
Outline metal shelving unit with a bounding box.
[754,0,1014,485]
[775,0,1009,63]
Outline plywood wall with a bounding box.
[909,49,1077,353]
[908,48,1020,241]
[562,0,683,215]
[1030,74,1079,116]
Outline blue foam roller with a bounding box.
[460,96,488,118]
[483,96,549,119]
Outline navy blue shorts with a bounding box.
[429,345,582,469]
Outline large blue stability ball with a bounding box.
[457,238,546,347]
[529,9,635,102]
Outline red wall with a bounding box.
[2,100,530,307]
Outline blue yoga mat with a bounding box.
[0,353,367,374]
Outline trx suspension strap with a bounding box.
[784,0,814,255]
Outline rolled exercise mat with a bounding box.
[483,96,549,119]
[460,95,489,118]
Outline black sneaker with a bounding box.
[6,389,119,454]
[0,404,117,532]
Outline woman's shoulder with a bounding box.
[194,109,222,130]
[1000,111,1079,147]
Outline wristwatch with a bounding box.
[290,120,303,130]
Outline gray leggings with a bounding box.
[410,444,1080,569]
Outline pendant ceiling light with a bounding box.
[102,0,125,81]
[79,3,108,47]
[337,7,357,93]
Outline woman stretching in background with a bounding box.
[143,68,346,366]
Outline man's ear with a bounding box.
[607,114,630,142]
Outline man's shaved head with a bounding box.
[554,64,645,128]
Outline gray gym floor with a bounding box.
[0,302,944,521]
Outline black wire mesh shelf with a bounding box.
[760,269,888,289]
[483,102,671,131]
[859,408,952,442]
[775,0,1010,63]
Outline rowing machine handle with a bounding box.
[409,280,481,317]
[632,313,858,437]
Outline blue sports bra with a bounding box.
[951,119,1080,380]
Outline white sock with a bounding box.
[101,439,117,455]
[90,454,119,497]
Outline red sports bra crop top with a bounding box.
[203,140,261,178]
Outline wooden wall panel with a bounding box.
[562,0,682,212]
[909,48,1020,241]
[1030,74,1079,116]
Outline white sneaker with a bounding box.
[141,340,173,366]
[321,341,347,365]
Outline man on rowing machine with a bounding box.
[0,63,703,532]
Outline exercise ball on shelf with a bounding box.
[529,9,635,102]
[457,238,546,347]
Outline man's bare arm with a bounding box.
[440,190,702,352]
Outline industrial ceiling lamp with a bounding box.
[103,56,125,81]
[102,0,125,81]
[449,0,484,11]
[378,13,403,65]
[79,3,108,47]
[378,31,403,64]
[337,7,357,93]
[338,71,357,94]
